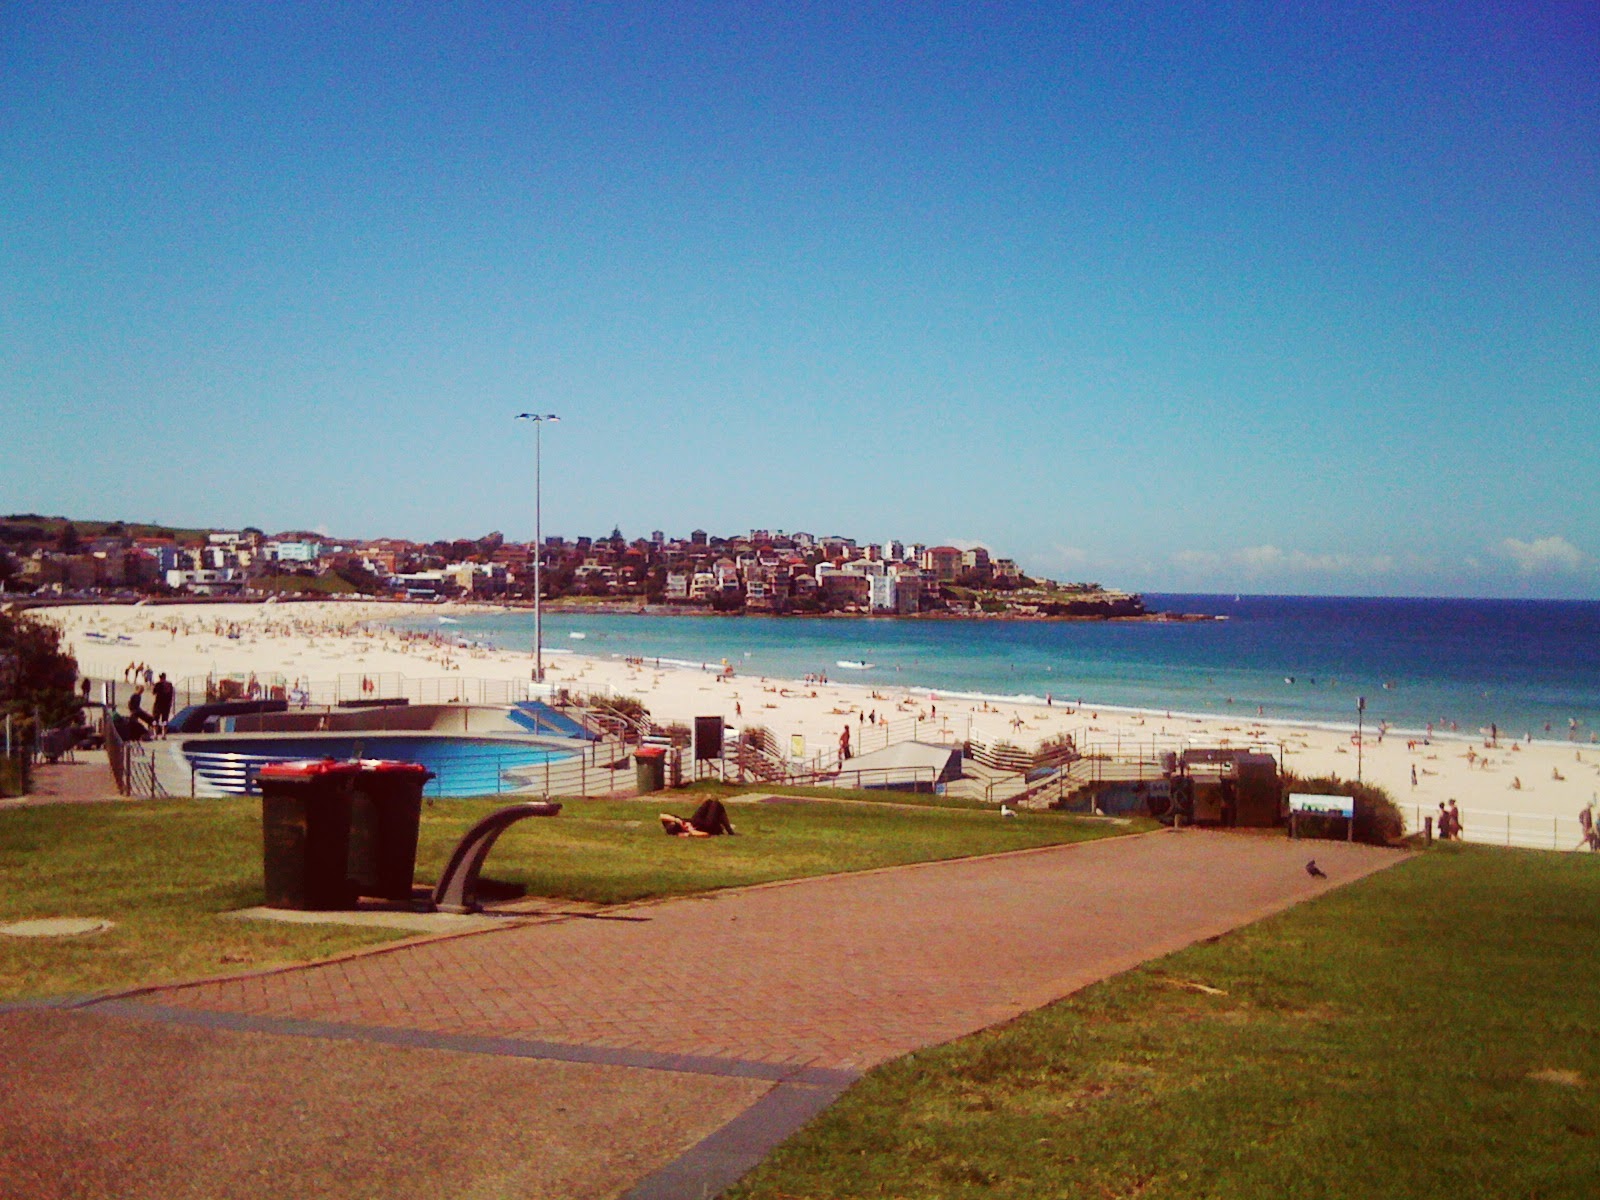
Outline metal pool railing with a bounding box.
[183,740,634,800]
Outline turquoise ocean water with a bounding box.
[389,596,1600,742]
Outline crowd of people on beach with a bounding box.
[37,600,1600,851]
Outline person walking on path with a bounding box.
[1447,799,1464,841]
[1578,800,1598,852]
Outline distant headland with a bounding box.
[0,514,1212,621]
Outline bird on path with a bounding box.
[1306,860,1327,879]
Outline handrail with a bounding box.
[102,713,130,795]
[781,764,940,791]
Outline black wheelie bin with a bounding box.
[258,759,361,910]
[347,759,435,904]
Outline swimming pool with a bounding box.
[182,735,580,798]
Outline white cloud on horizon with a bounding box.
[1174,545,1399,576]
[1499,535,1589,574]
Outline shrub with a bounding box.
[1284,774,1405,846]
[592,693,649,724]
[1036,732,1078,763]
[0,610,80,737]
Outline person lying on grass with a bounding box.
[659,798,736,837]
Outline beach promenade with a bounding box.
[2,830,1404,1200]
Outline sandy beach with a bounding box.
[42,600,1600,847]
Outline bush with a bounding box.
[0,610,81,739]
[590,693,649,724]
[1036,732,1078,763]
[1285,774,1405,845]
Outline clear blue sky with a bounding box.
[4,2,1596,598]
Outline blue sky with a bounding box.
[3,2,1596,598]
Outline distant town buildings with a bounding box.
[0,515,1143,617]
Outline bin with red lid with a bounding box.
[347,759,435,904]
[257,759,361,910]
[634,745,668,794]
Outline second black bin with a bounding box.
[346,759,435,904]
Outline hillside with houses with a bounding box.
[0,516,1150,619]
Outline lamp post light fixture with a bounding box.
[516,413,559,682]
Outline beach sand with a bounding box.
[43,600,1600,847]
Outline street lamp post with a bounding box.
[1356,695,1366,783]
[516,413,559,682]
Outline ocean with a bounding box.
[391,595,1600,742]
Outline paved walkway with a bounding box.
[1,831,1405,1199]
[0,758,121,810]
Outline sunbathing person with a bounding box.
[659,798,736,837]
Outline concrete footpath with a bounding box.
[0,831,1405,1200]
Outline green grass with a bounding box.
[0,800,402,1001]
[727,842,1600,1200]
[252,572,359,594]
[0,792,1138,1001]
[465,793,1140,905]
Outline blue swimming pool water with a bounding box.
[183,735,577,798]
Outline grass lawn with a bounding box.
[487,789,1137,905]
[0,790,1141,1002]
[727,842,1600,1200]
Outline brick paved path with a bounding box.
[131,831,1403,1072]
[0,759,121,810]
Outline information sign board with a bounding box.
[1288,793,1354,818]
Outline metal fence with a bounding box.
[180,740,637,800]
[165,672,537,708]
[692,757,940,793]
[1400,802,1592,852]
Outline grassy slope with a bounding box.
[467,796,1139,905]
[729,842,1600,1200]
[0,794,1138,1001]
[0,800,395,1001]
